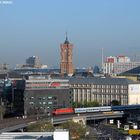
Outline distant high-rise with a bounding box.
[26,56,41,68]
[60,35,74,76]
[103,55,140,75]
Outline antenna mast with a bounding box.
[102,48,104,72]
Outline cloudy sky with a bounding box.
[0,0,140,68]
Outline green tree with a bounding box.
[72,101,100,108]
[83,100,87,107]
[0,105,5,121]
[111,100,120,106]
[72,102,77,108]
[76,102,83,108]
[27,120,54,132]
[90,101,100,107]
[59,120,86,140]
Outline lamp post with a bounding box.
[35,106,39,120]
[0,98,3,120]
[12,83,14,109]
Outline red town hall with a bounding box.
[60,35,74,76]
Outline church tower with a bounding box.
[60,34,74,76]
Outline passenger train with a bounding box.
[52,104,140,115]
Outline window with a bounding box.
[53,101,57,105]
[48,101,52,105]
[29,102,34,105]
[53,97,57,100]
[30,97,34,99]
[43,102,46,105]
[48,96,52,99]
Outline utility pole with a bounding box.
[0,98,4,121]
[101,48,104,73]
[0,98,2,120]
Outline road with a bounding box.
[87,123,127,140]
[0,111,124,133]
[0,116,37,129]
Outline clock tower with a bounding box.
[60,35,74,76]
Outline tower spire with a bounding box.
[66,32,68,41]
[64,32,69,44]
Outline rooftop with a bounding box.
[69,77,137,85]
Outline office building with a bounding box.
[26,56,41,68]
[103,55,140,76]
[0,76,72,117]
[69,77,140,106]
[14,77,72,116]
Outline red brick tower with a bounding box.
[60,35,74,76]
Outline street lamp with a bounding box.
[12,83,14,109]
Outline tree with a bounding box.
[27,120,54,132]
[0,105,5,121]
[58,120,86,140]
[88,101,100,107]
[111,100,120,106]
[72,102,83,108]
[72,102,77,108]
[72,101,100,108]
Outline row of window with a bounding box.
[26,82,68,84]
[72,84,127,89]
[26,86,62,89]
[29,96,57,100]
[74,89,127,94]
[74,93,128,105]
[29,101,54,105]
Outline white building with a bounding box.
[103,55,140,76]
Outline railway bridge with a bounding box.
[1,104,140,133]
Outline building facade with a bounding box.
[26,56,41,68]
[103,56,140,76]
[24,78,72,116]
[0,77,73,117]
[69,77,138,106]
[1,74,140,118]
[128,84,140,105]
[60,36,74,76]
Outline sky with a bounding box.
[0,0,140,68]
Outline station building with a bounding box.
[69,77,140,106]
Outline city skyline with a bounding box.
[0,0,140,68]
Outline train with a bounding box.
[52,104,140,116]
[52,106,112,115]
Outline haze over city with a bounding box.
[0,0,140,68]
